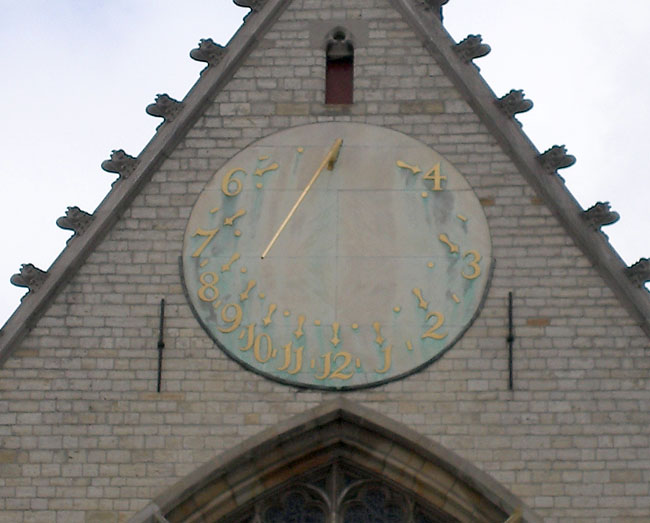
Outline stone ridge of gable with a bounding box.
[0,0,648,367]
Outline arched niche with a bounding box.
[325,27,354,104]
[129,399,541,523]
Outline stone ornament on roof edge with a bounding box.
[145,94,184,126]
[497,89,534,118]
[582,202,620,231]
[10,264,47,297]
[454,35,491,63]
[190,39,227,69]
[538,145,576,174]
[101,149,138,183]
[56,207,95,242]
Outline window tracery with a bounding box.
[225,462,459,523]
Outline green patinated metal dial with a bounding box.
[182,122,492,389]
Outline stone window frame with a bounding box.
[128,398,541,523]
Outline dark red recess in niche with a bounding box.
[326,58,353,104]
[325,31,354,104]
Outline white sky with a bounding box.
[0,0,648,327]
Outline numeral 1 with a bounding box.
[277,342,303,375]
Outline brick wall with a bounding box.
[0,0,648,521]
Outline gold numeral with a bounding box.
[330,351,353,379]
[422,311,447,340]
[277,342,292,371]
[277,342,303,375]
[239,324,255,351]
[376,345,392,374]
[254,333,272,363]
[217,303,243,333]
[198,272,219,302]
[222,167,246,197]
[315,352,331,380]
[462,250,482,280]
[423,163,446,191]
[288,346,303,375]
[316,351,353,380]
[192,228,219,258]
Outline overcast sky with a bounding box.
[1,0,648,327]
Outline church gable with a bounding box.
[0,0,649,521]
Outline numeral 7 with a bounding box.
[191,227,219,258]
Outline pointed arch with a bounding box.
[129,399,541,523]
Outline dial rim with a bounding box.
[182,122,493,390]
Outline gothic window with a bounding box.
[325,29,354,104]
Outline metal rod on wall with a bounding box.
[157,298,165,393]
[507,291,514,391]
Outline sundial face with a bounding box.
[182,122,492,389]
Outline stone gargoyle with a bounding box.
[10,264,48,295]
[538,145,577,173]
[146,94,183,126]
[626,258,650,288]
[582,202,620,231]
[56,206,94,240]
[101,149,138,182]
[455,35,491,63]
[190,38,227,68]
[497,89,534,117]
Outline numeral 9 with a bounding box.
[218,303,243,333]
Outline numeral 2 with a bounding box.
[422,311,447,340]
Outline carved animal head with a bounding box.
[198,38,217,51]
[101,149,137,179]
[10,263,47,293]
[66,206,85,220]
[540,145,577,172]
[584,201,620,229]
[20,264,42,283]
[110,149,130,163]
